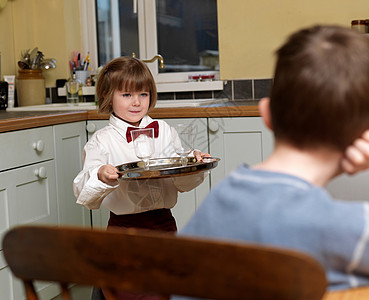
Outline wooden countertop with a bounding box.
[0,110,88,133]
[0,101,260,133]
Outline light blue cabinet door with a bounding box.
[86,120,110,229]
[54,122,90,227]
[165,118,210,230]
[0,258,12,300]
[208,117,274,187]
[1,160,58,228]
[327,171,369,202]
[0,160,58,300]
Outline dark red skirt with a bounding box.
[107,208,177,232]
[100,209,176,300]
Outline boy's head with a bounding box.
[269,25,369,152]
[96,57,157,114]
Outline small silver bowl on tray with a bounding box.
[116,157,220,180]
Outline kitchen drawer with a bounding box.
[0,126,54,171]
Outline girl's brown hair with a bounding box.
[96,57,157,114]
[270,25,369,151]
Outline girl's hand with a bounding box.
[193,150,212,162]
[342,130,369,175]
[98,164,119,184]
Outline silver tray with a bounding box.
[116,157,220,180]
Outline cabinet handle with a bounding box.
[32,140,45,152]
[34,167,47,179]
[208,119,219,133]
[86,122,96,133]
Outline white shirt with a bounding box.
[73,114,205,215]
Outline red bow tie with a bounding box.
[126,121,159,143]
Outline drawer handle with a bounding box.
[34,167,47,179]
[32,140,45,152]
[86,122,96,133]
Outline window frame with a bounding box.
[79,0,223,93]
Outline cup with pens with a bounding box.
[69,51,90,85]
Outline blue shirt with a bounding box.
[178,165,369,293]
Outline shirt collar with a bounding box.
[109,114,154,141]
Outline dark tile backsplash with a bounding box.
[51,87,64,103]
[175,91,194,100]
[157,92,174,100]
[48,78,272,104]
[234,80,253,100]
[214,80,232,99]
[194,90,212,99]
[254,79,273,99]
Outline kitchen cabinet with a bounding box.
[53,122,90,227]
[0,127,58,299]
[86,120,110,228]
[0,254,12,300]
[0,123,90,300]
[85,118,210,230]
[165,118,210,230]
[208,117,274,187]
[327,171,369,202]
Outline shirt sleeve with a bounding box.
[73,138,119,209]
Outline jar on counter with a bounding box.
[351,20,368,33]
[16,69,46,106]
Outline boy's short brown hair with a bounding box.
[270,25,369,151]
[96,57,157,114]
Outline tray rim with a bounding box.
[116,156,220,180]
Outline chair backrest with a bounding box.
[2,225,327,300]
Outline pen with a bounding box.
[77,53,81,67]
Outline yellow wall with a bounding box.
[0,0,81,87]
[218,0,369,79]
[0,0,16,78]
[1,0,368,86]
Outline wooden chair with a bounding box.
[2,225,327,300]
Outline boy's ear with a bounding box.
[258,97,273,130]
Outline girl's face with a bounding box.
[111,90,150,127]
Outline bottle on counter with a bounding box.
[66,72,79,106]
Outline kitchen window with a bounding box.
[80,0,223,92]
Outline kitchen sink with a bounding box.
[6,98,229,111]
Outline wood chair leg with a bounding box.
[102,288,117,300]
[60,283,72,300]
[24,280,38,300]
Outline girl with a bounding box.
[73,57,208,299]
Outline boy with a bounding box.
[177,25,369,291]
